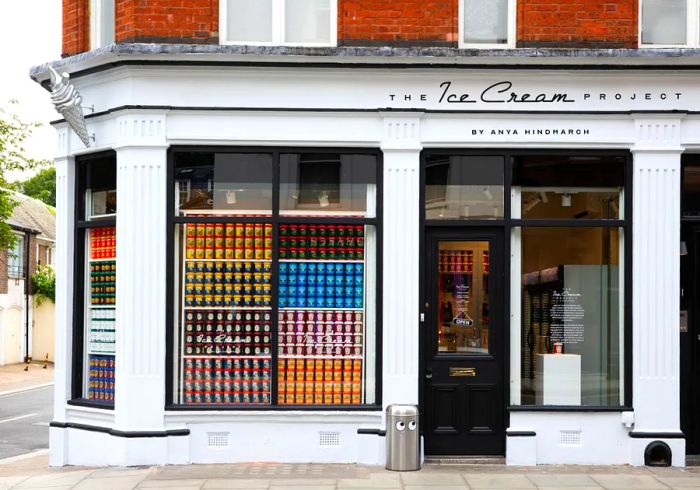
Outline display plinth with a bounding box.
[534,354,581,405]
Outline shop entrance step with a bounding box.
[424,456,506,465]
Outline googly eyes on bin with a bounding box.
[396,421,406,431]
[408,421,417,431]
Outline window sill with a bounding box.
[67,398,114,410]
[508,405,633,412]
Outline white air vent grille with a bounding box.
[207,431,229,448]
[319,431,340,447]
[559,430,582,446]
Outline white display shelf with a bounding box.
[279,307,363,311]
[184,306,272,311]
[183,354,271,359]
[185,258,271,263]
[89,304,116,309]
[89,257,117,263]
[279,354,363,360]
[279,259,364,264]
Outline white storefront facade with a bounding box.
[33,48,697,467]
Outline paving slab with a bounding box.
[202,480,271,489]
[591,474,668,489]
[404,486,469,490]
[400,472,465,485]
[527,474,600,487]
[138,479,205,487]
[657,477,700,487]
[464,474,537,488]
[268,486,335,490]
[13,469,94,488]
[73,475,150,490]
[0,476,30,490]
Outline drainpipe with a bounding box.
[23,231,30,367]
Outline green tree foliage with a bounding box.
[14,167,56,207]
[0,101,49,250]
[32,265,55,306]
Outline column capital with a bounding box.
[630,114,685,153]
[113,112,168,150]
[379,113,423,152]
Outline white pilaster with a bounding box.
[113,113,169,463]
[380,114,422,407]
[630,115,685,465]
[49,125,75,466]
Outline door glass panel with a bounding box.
[437,241,490,354]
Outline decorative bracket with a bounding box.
[47,66,91,147]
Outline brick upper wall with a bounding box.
[62,0,640,55]
[339,0,458,47]
[62,0,89,57]
[116,0,218,44]
[517,0,638,48]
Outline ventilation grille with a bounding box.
[319,431,340,447]
[207,431,229,448]
[559,430,582,446]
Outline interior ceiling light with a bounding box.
[561,193,572,207]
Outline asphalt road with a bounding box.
[0,385,52,460]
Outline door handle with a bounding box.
[425,368,433,379]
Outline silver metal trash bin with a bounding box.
[385,404,420,471]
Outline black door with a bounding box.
[681,225,700,454]
[422,228,505,456]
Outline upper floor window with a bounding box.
[90,0,115,49]
[8,234,24,278]
[460,0,515,48]
[641,0,700,46]
[221,0,336,46]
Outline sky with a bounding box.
[0,0,62,181]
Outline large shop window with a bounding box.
[170,149,380,408]
[512,155,629,407]
[641,0,700,46]
[221,0,336,46]
[460,0,514,48]
[74,152,117,405]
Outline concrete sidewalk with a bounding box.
[2,453,700,490]
[0,362,54,395]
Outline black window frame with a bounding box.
[419,148,633,414]
[165,146,383,411]
[70,150,118,409]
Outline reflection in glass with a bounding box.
[521,190,620,219]
[280,153,376,217]
[82,153,117,219]
[425,156,504,220]
[519,227,623,407]
[513,155,624,220]
[285,0,331,44]
[175,152,273,216]
[463,0,509,44]
[437,241,490,354]
[682,163,700,217]
[226,0,273,43]
[641,0,687,45]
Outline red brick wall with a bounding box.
[517,0,638,48]
[339,0,458,46]
[62,0,89,57]
[115,0,218,44]
[62,0,640,56]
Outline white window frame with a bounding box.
[459,0,516,49]
[220,0,337,47]
[639,0,700,47]
[8,233,24,279]
[90,0,115,50]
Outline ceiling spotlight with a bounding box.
[483,187,493,200]
[561,193,572,207]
